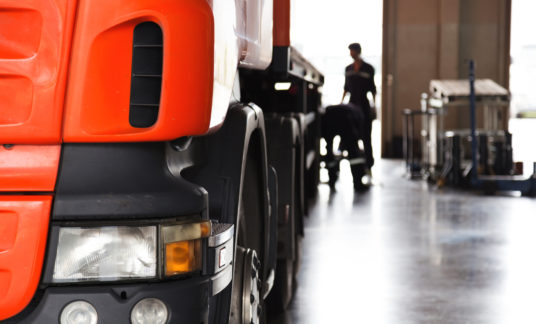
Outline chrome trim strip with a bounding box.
[209,224,234,247]
[211,263,233,296]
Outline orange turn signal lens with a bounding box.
[162,221,211,276]
[165,239,202,276]
[200,221,211,237]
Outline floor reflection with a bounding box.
[269,159,536,323]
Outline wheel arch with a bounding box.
[178,103,275,286]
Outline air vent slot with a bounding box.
[129,22,163,128]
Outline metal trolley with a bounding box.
[403,62,536,195]
[427,78,510,177]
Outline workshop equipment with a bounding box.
[427,77,511,180]
[402,61,535,195]
[466,60,536,195]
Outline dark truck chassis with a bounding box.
[241,45,324,312]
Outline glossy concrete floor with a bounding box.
[269,159,536,324]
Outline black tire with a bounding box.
[293,234,303,286]
[266,164,300,314]
[267,258,294,313]
[230,144,267,324]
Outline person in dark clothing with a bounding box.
[322,103,368,191]
[342,42,376,169]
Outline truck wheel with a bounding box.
[293,234,303,286]
[230,146,267,324]
[267,231,303,314]
[267,179,300,313]
[268,258,294,313]
[267,230,301,314]
[231,247,262,324]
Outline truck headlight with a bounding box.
[53,226,157,282]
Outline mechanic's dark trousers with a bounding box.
[325,137,366,189]
[322,104,367,189]
[349,99,374,169]
[361,115,374,169]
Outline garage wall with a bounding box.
[381,0,511,157]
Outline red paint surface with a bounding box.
[0,145,61,192]
[0,196,51,320]
[63,0,215,142]
[0,0,77,143]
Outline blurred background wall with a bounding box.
[381,0,511,157]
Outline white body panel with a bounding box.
[208,0,273,129]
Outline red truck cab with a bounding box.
[0,0,322,323]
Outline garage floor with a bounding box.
[269,159,536,324]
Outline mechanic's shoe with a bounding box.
[328,178,337,189]
[354,182,370,192]
[327,168,339,189]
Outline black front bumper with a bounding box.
[6,275,220,324]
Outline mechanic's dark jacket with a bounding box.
[344,61,376,111]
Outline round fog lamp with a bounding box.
[60,301,98,324]
[131,298,168,324]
